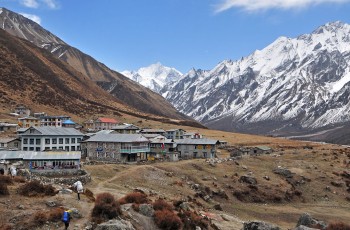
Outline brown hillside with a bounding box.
[0,7,189,120]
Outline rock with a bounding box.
[242,165,248,170]
[179,202,191,211]
[138,204,154,217]
[203,195,211,202]
[296,213,327,229]
[263,176,270,181]
[243,221,281,230]
[331,181,343,187]
[60,188,73,194]
[95,219,135,230]
[239,175,257,185]
[46,201,56,207]
[165,172,174,177]
[69,208,82,218]
[17,205,25,210]
[294,225,319,230]
[273,168,293,178]
[214,204,223,211]
[195,226,202,230]
[202,176,211,181]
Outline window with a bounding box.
[23,147,28,151]
[29,147,34,151]
[77,138,82,143]
[36,147,40,151]
[59,138,63,144]
[65,138,70,144]
[36,139,41,145]
[71,146,76,151]
[71,138,75,144]
[30,139,34,144]
[59,146,63,150]
[14,142,18,148]
[52,138,57,144]
[0,143,4,147]
[45,139,50,144]
[52,147,57,150]
[30,129,35,134]
[65,146,69,151]
[23,138,28,144]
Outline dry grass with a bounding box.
[118,192,148,205]
[18,180,58,197]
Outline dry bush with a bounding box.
[0,183,10,196]
[153,199,174,211]
[0,175,13,185]
[0,224,12,230]
[178,211,209,230]
[154,209,183,230]
[326,222,350,230]
[13,176,26,183]
[32,211,48,226]
[118,192,148,205]
[47,207,65,222]
[91,193,121,224]
[132,203,140,212]
[84,188,95,202]
[18,180,58,197]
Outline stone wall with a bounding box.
[18,169,91,185]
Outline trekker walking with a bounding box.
[61,209,72,230]
[10,167,16,178]
[73,180,83,200]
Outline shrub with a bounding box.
[153,199,173,211]
[47,207,65,222]
[178,211,208,230]
[0,183,10,196]
[91,193,121,224]
[18,180,58,197]
[154,209,183,230]
[326,222,350,230]
[0,224,12,230]
[84,188,95,202]
[32,211,48,226]
[13,176,26,183]
[0,175,13,185]
[118,192,148,205]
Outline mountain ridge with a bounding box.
[162,21,350,143]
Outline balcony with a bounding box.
[120,146,150,154]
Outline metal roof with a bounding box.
[142,134,165,139]
[140,129,166,133]
[86,134,149,143]
[150,137,174,144]
[21,127,83,136]
[175,138,219,145]
[62,119,76,124]
[112,124,139,130]
[0,137,19,143]
[0,151,80,160]
[255,146,272,151]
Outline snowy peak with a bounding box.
[163,21,350,139]
[122,63,183,93]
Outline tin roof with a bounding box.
[175,138,219,145]
[96,118,118,123]
[0,151,80,160]
[86,134,149,143]
[21,127,83,136]
[112,124,139,130]
[255,146,272,151]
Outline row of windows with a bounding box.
[23,138,82,145]
[23,145,80,151]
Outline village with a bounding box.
[0,105,272,176]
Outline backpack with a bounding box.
[62,211,70,223]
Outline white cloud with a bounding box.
[42,0,58,9]
[215,0,350,13]
[20,13,41,24]
[21,0,39,8]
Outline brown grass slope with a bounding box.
[0,7,190,120]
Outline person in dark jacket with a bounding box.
[62,209,72,229]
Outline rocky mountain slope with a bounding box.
[0,28,204,129]
[0,7,188,120]
[122,62,182,93]
[162,21,350,143]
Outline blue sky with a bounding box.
[1,0,350,73]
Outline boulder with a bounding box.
[296,213,327,229]
[179,202,191,211]
[69,208,82,218]
[46,201,56,207]
[273,168,293,178]
[213,204,223,211]
[95,219,135,230]
[243,221,281,230]
[60,188,73,194]
[239,175,257,185]
[138,204,154,217]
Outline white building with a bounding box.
[20,126,83,152]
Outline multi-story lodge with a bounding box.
[20,126,83,152]
[165,129,185,140]
[18,116,40,128]
[84,133,150,162]
[175,138,219,159]
[112,124,140,134]
[40,115,71,127]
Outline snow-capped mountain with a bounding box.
[122,63,182,93]
[162,21,350,140]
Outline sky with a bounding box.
[1,0,350,73]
